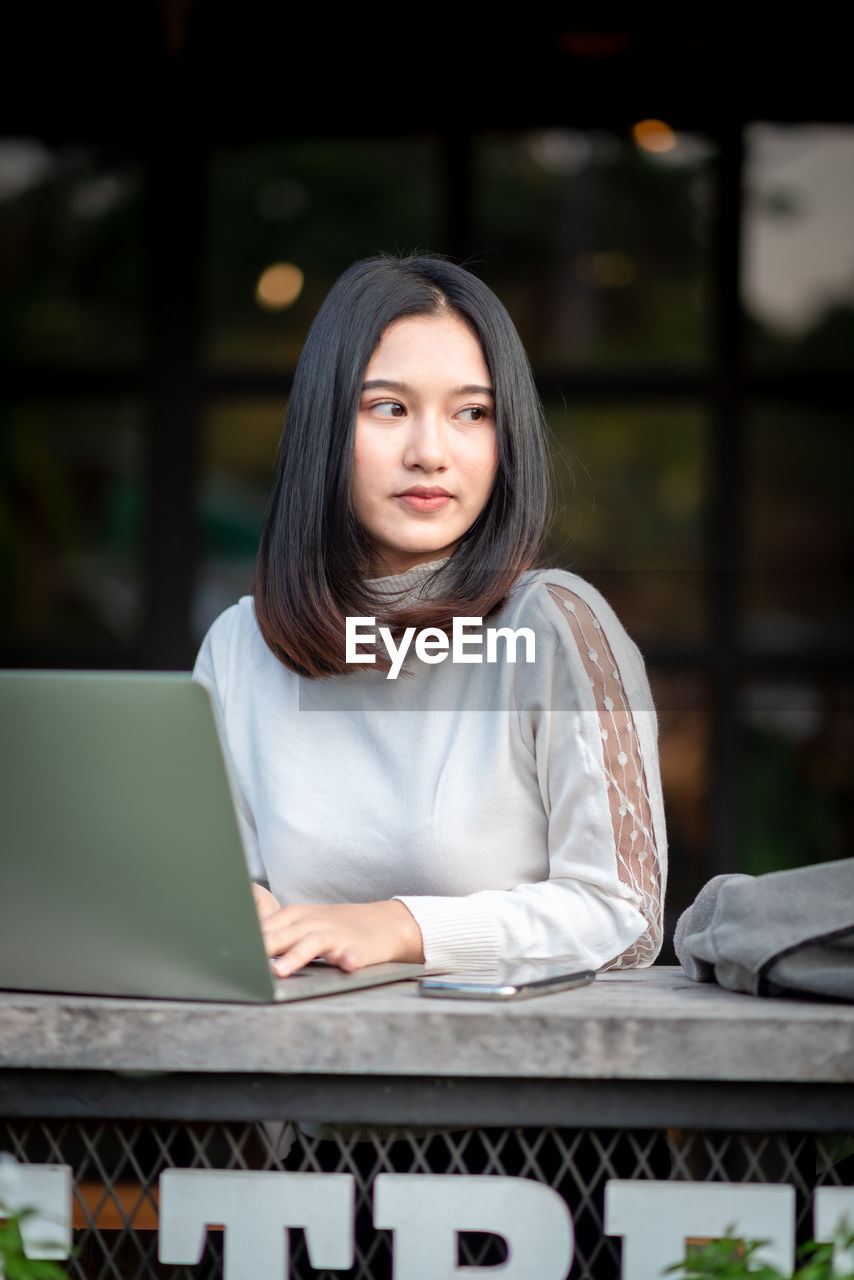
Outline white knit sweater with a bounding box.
[193,565,666,973]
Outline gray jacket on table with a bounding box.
[674,858,854,1001]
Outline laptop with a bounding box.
[0,670,429,1003]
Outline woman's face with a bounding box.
[352,311,499,575]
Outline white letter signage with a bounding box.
[373,1173,574,1279]
[0,1157,71,1266]
[605,1180,795,1279]
[4,1158,842,1279]
[814,1188,854,1273]
[158,1169,354,1279]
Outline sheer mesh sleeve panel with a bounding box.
[546,583,664,966]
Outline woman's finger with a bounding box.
[260,909,327,955]
[270,929,343,977]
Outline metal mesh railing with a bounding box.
[2,1119,852,1279]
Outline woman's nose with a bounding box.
[402,410,448,471]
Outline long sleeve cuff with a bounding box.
[393,895,503,972]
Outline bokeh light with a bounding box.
[632,119,677,154]
[255,262,304,311]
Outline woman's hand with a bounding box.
[252,883,282,921]
[251,888,424,976]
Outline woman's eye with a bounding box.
[372,400,407,418]
[457,405,492,423]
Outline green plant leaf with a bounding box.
[0,1202,70,1280]
[667,1219,854,1280]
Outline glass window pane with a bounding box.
[544,401,707,642]
[0,139,144,366]
[474,128,714,370]
[0,400,142,658]
[650,669,711,958]
[741,679,854,877]
[744,404,854,653]
[194,398,284,640]
[207,139,442,369]
[743,124,854,369]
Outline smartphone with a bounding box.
[418,961,595,1001]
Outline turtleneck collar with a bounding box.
[365,557,451,600]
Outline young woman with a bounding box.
[193,254,666,978]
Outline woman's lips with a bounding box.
[396,487,453,512]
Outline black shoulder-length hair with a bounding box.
[254,254,550,678]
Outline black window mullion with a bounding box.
[141,132,206,670]
[706,122,746,875]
